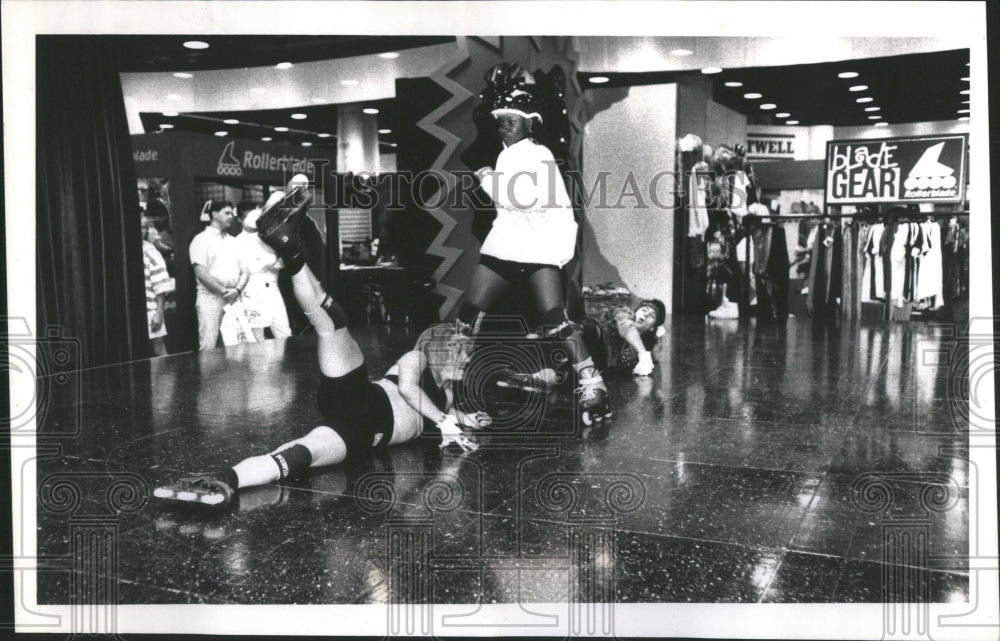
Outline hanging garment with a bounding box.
[903,222,923,303]
[751,225,790,321]
[916,221,944,305]
[807,223,841,318]
[860,223,885,301]
[840,220,855,320]
[688,170,711,238]
[880,220,896,301]
[889,222,911,306]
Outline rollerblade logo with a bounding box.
[902,142,958,199]
[217,141,243,177]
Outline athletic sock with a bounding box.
[215,467,239,490]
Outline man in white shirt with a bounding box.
[189,200,248,350]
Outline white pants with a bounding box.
[196,291,226,350]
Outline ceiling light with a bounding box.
[856,97,873,103]
[786,120,799,125]
[960,89,970,95]
[311,98,326,104]
[173,72,193,79]
[276,62,293,70]
[743,92,762,99]
[301,142,312,147]
[958,109,969,114]
[341,80,358,86]
[589,76,610,84]
[318,133,331,138]
[873,122,889,127]
[291,113,307,120]
[759,103,776,110]
[160,123,174,129]
[775,112,790,118]
[223,118,239,125]
[868,115,882,120]
[251,87,265,94]
[363,108,379,115]
[274,126,289,132]
[162,111,178,117]
[959,116,969,121]
[962,99,970,104]
[183,40,209,50]
[389,143,398,148]
[214,131,227,137]
[838,71,858,78]
[961,77,969,82]
[379,52,400,59]
[864,106,881,112]
[670,49,693,56]
[724,81,743,87]
[166,94,181,101]
[378,128,392,134]
[261,137,272,142]
[849,85,868,92]
[701,67,723,74]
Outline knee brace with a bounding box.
[539,308,574,338]
[318,295,348,329]
[270,444,312,480]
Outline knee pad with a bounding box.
[539,308,573,338]
[270,444,312,480]
[320,295,348,329]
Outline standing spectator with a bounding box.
[189,199,248,350]
[142,217,171,356]
[236,204,291,341]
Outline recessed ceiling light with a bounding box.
[162,111,179,117]
[856,97,874,103]
[849,85,868,92]
[274,126,289,132]
[291,113,307,120]
[378,128,392,134]
[864,106,881,112]
[962,99,970,104]
[724,81,743,87]
[961,77,969,82]
[960,89,970,95]
[775,112,790,118]
[261,137,272,142]
[701,67,723,74]
[166,94,181,101]
[759,103,776,110]
[838,71,858,78]
[958,109,969,114]
[363,108,379,115]
[786,120,799,125]
[868,115,882,120]
[173,72,193,79]
[276,62,293,70]
[301,142,312,147]
[318,133,331,138]
[251,87,265,94]
[379,52,400,59]
[223,118,239,125]
[160,123,174,129]
[341,80,359,86]
[589,76,610,84]
[214,131,227,137]
[670,49,693,56]
[389,143,398,148]
[959,116,969,121]
[311,98,326,104]
[183,40,209,50]
[874,122,889,127]
[743,92,762,99]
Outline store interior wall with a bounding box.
[582,83,677,306]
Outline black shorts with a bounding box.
[480,254,556,285]
[317,362,395,461]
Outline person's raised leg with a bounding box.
[456,262,510,334]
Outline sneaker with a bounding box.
[257,186,313,261]
[153,474,234,509]
[576,375,611,425]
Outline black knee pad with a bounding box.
[320,295,348,329]
[271,444,312,479]
[539,308,573,338]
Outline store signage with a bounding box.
[825,134,967,204]
[130,136,171,176]
[746,133,795,160]
[193,137,334,182]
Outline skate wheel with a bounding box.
[581,411,593,426]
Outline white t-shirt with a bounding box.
[189,227,241,295]
[479,138,578,266]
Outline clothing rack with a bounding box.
[732,209,969,319]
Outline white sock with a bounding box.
[232,455,281,489]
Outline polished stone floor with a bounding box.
[35,315,971,605]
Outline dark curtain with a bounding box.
[37,37,146,368]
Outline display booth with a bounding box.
[131,131,338,352]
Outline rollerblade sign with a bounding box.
[216,141,316,178]
[825,134,967,205]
